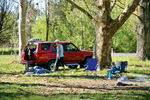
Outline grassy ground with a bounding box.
[0,55,150,100]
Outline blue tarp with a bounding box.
[34,66,49,74]
[24,66,49,74]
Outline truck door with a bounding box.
[63,43,83,63]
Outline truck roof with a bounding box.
[32,41,71,44]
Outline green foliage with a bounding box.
[0,12,15,45]
[31,0,137,52]
[32,1,95,50]
[0,48,19,55]
[0,0,139,52]
[112,18,137,53]
[111,0,137,53]
[32,17,46,41]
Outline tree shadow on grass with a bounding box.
[0,71,23,75]
[0,81,150,92]
[0,92,149,100]
[128,69,150,76]
[52,92,150,99]
[30,74,106,79]
[0,81,150,99]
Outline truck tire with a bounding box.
[68,65,78,69]
[80,56,92,68]
[47,60,58,71]
[80,58,87,68]
[80,64,86,68]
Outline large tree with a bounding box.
[66,0,140,70]
[136,0,150,60]
[18,0,27,62]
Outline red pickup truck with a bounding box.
[21,39,93,71]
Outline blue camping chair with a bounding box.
[112,61,128,77]
[121,61,127,72]
[85,58,98,76]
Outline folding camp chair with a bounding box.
[120,61,127,73]
[112,61,128,77]
[112,61,122,77]
[85,58,98,76]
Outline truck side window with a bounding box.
[62,44,67,51]
[30,45,37,52]
[67,44,78,51]
[41,43,51,50]
[52,44,57,52]
[24,44,37,53]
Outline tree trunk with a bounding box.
[45,0,50,41]
[29,24,32,38]
[136,0,150,60]
[94,0,112,70]
[95,22,112,70]
[81,19,84,49]
[13,22,17,62]
[51,23,55,41]
[18,0,27,63]
[46,17,49,41]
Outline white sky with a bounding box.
[33,0,45,11]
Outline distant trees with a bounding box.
[32,1,95,49]
[136,0,150,60]
[26,0,37,39]
[0,0,15,44]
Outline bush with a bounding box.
[0,48,19,55]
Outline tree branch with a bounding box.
[0,20,15,34]
[66,0,95,21]
[115,3,139,19]
[111,0,141,34]
[110,0,116,12]
[83,0,97,15]
[83,0,90,11]
[118,0,125,6]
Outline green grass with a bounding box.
[0,55,150,100]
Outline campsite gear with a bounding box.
[34,66,49,74]
[120,61,127,72]
[85,58,98,76]
[112,61,128,77]
[54,57,58,68]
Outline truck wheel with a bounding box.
[80,64,86,68]
[68,65,78,69]
[47,60,58,71]
[80,57,89,68]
